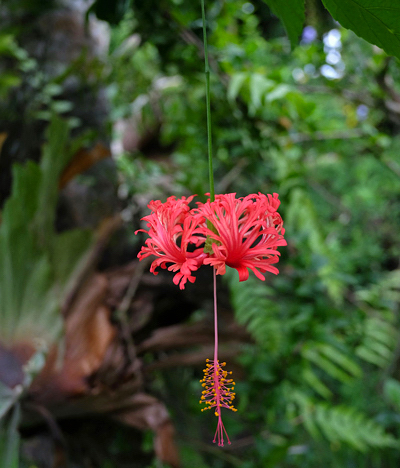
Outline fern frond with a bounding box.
[301,341,362,394]
[225,271,284,355]
[290,390,398,451]
[356,317,398,368]
[301,367,332,399]
[286,187,344,303]
[356,269,400,309]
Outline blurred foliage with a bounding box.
[105,1,400,465]
[2,0,400,466]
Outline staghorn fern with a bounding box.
[0,116,93,347]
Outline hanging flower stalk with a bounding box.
[135,0,286,447]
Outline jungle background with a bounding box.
[2,0,400,467]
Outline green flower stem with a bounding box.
[201,0,215,203]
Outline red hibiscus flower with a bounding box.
[135,195,207,289]
[197,192,286,281]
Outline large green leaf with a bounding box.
[262,0,305,48]
[322,0,400,60]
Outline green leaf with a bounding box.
[0,382,21,420]
[355,316,397,368]
[290,391,398,451]
[0,73,21,96]
[322,0,400,60]
[249,73,274,113]
[226,271,284,354]
[0,34,18,55]
[87,0,131,25]
[302,345,354,383]
[51,100,74,114]
[302,367,332,399]
[0,403,20,468]
[289,390,321,440]
[384,378,400,411]
[262,0,305,48]
[266,84,292,102]
[227,72,247,102]
[22,346,47,388]
[35,116,72,244]
[52,229,92,287]
[317,343,362,378]
[355,345,387,367]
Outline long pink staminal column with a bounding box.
[199,269,237,446]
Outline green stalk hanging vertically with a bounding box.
[201,0,215,203]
